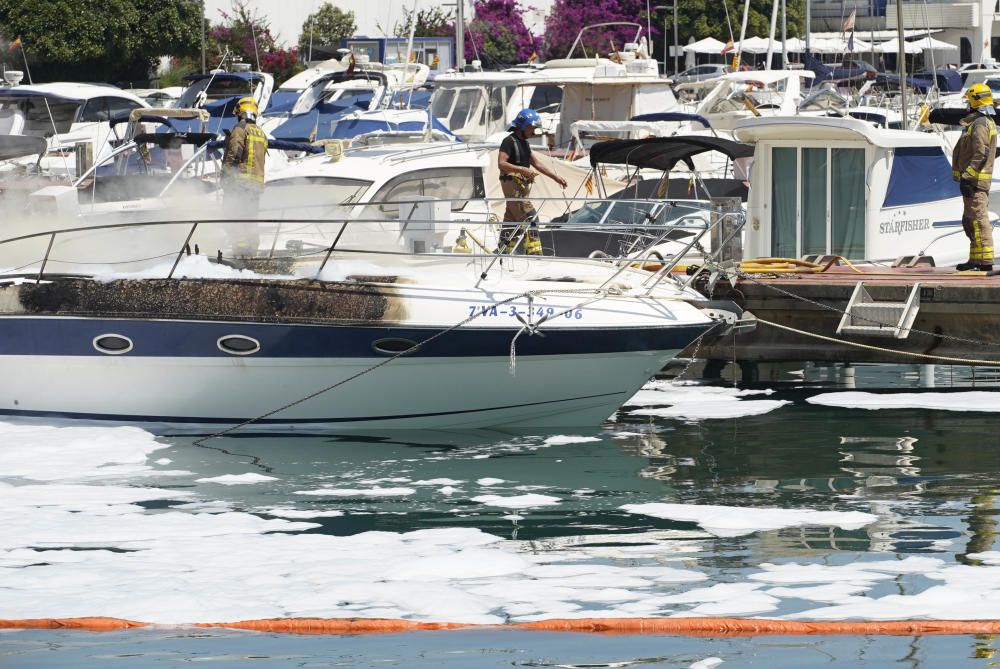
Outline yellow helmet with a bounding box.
[234,96,259,117]
[966,83,994,110]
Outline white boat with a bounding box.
[0,78,149,177]
[0,217,740,432]
[735,115,987,266]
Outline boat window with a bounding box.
[93,334,133,355]
[801,148,827,255]
[372,337,417,355]
[771,147,797,257]
[217,335,260,355]
[0,97,79,136]
[528,85,562,114]
[831,148,865,257]
[263,177,372,213]
[449,88,486,135]
[80,97,111,122]
[431,88,455,120]
[366,167,484,217]
[107,96,143,119]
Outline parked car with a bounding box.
[671,64,732,85]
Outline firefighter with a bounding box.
[952,83,996,271]
[222,96,268,256]
[498,108,567,254]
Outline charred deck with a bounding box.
[2,277,406,324]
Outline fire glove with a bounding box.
[960,180,976,198]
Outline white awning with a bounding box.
[874,38,923,54]
[683,37,729,54]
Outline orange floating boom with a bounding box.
[5,617,1000,636]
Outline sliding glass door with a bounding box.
[769,145,866,259]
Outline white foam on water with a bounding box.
[621,503,877,537]
[542,435,602,445]
[294,487,416,497]
[690,659,723,669]
[477,478,506,486]
[261,508,346,519]
[196,474,278,485]
[807,391,1000,412]
[472,494,562,509]
[5,421,1000,626]
[411,478,464,486]
[625,382,788,421]
[0,423,180,482]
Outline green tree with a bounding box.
[391,7,455,38]
[298,3,357,57]
[0,0,201,85]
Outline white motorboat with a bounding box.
[0,215,741,432]
[0,79,148,177]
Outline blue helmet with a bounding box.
[510,108,540,131]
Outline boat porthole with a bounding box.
[93,334,133,355]
[217,335,261,356]
[372,337,417,355]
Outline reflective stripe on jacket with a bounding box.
[222,120,268,189]
[952,112,997,193]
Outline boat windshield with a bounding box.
[261,176,373,216]
[178,77,256,108]
[0,96,80,136]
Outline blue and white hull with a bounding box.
[0,265,719,431]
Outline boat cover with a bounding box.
[589,136,754,171]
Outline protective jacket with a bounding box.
[952,112,997,193]
[222,120,267,190]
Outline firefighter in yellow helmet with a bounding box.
[952,83,996,271]
[221,96,268,257]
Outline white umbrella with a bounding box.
[737,36,776,54]
[909,36,958,52]
[807,36,872,53]
[683,37,729,54]
[874,38,922,54]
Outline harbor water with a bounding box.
[4,362,1000,667]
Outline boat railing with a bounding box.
[0,196,742,289]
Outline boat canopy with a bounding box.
[629,112,711,128]
[589,136,754,171]
[0,88,85,104]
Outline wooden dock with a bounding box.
[690,264,1000,370]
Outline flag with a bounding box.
[431,54,440,67]
[721,39,734,55]
[8,36,21,53]
[843,8,856,32]
[528,51,538,63]
[847,30,855,52]
[345,52,355,76]
[409,51,416,63]
[584,172,594,195]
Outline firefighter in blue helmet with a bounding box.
[497,108,567,254]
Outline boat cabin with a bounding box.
[735,116,972,265]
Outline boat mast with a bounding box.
[737,0,750,68]
[456,0,465,70]
[766,0,780,70]
[897,0,906,120]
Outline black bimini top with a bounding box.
[589,136,755,172]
